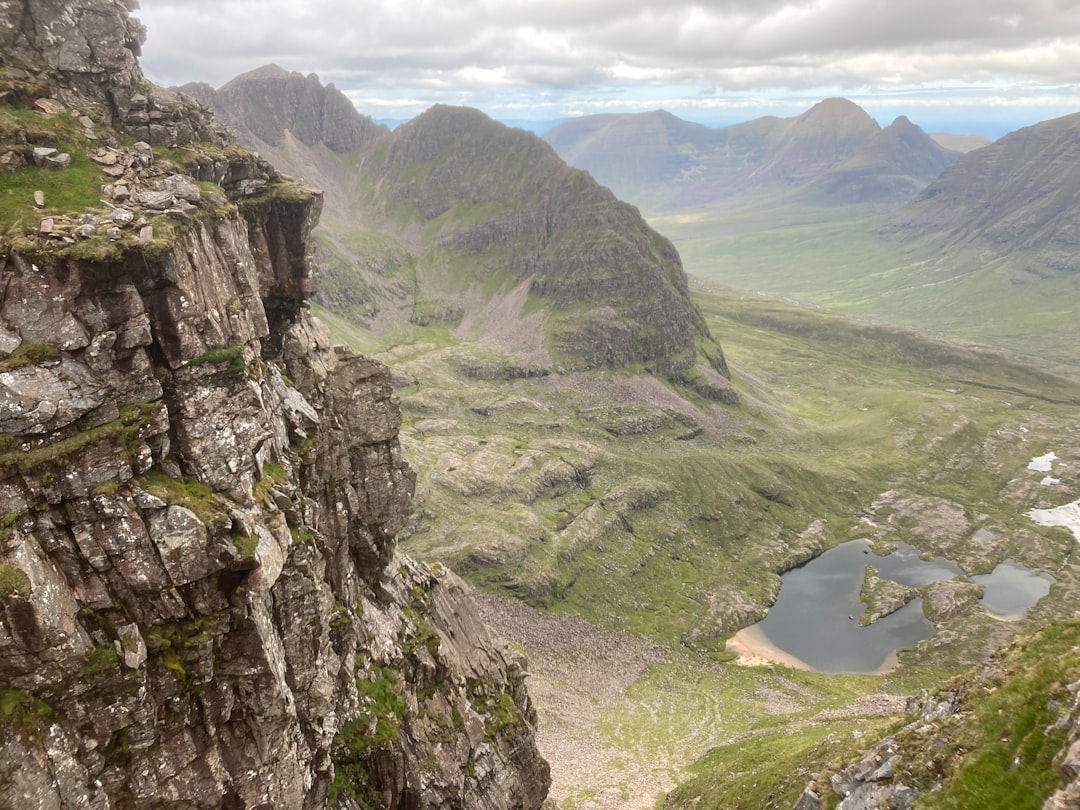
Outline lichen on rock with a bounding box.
[0,3,550,808]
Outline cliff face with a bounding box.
[0,4,549,809]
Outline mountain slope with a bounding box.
[363,104,727,381]
[796,114,960,203]
[542,110,729,198]
[179,65,387,153]
[891,112,1080,263]
[544,99,958,211]
[191,72,732,393]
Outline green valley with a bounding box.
[190,71,1080,808]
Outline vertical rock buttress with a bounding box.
[0,168,550,810]
[0,3,550,808]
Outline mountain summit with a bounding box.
[180,65,387,153]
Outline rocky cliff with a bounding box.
[0,3,549,808]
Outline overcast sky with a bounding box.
[135,0,1080,136]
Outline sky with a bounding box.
[134,0,1080,138]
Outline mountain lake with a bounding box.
[730,538,1053,674]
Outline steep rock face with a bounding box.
[0,4,549,809]
[180,66,387,154]
[0,0,226,146]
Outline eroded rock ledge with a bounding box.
[0,3,550,808]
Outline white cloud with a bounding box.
[135,0,1080,133]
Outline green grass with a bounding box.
[650,198,1080,379]
[185,345,246,374]
[328,667,410,806]
[667,722,893,810]
[913,621,1080,809]
[0,564,31,598]
[0,402,163,475]
[136,469,230,529]
[0,341,60,372]
[0,106,104,237]
[0,688,54,739]
[386,285,1080,654]
[81,644,121,676]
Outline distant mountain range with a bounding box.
[544,99,960,209]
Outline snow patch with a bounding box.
[1028,451,1058,472]
[1028,499,1080,542]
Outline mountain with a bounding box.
[179,65,387,153]
[779,110,960,204]
[190,72,732,396]
[890,112,1080,265]
[367,105,727,381]
[544,99,959,210]
[0,4,549,808]
[543,109,725,191]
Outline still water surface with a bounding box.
[973,560,1053,621]
[750,540,936,674]
[746,539,1052,674]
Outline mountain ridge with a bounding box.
[179,66,387,154]
[190,70,733,394]
[889,111,1080,261]
[544,99,959,210]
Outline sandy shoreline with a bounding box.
[726,625,814,670]
[727,624,900,675]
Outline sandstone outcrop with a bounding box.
[0,3,549,808]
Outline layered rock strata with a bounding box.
[0,2,550,808]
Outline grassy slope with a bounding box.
[317,281,1080,807]
[668,619,1080,810]
[650,197,1080,379]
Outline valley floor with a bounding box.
[477,594,911,809]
